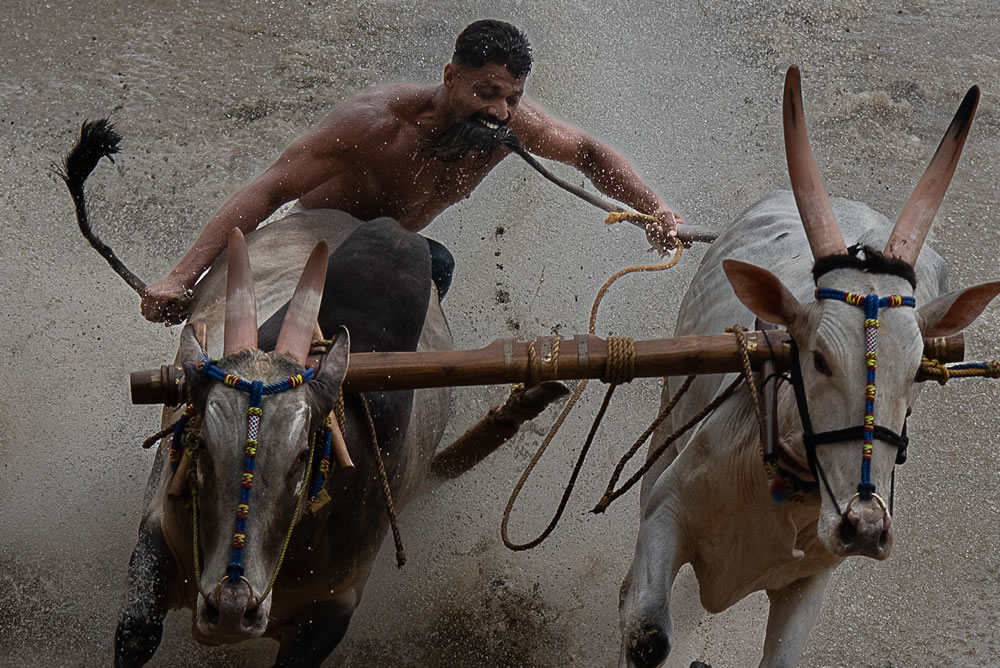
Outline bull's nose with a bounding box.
[199,576,262,635]
[837,494,893,559]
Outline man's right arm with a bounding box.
[140,105,364,324]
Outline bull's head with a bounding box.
[179,229,348,641]
[723,67,1000,560]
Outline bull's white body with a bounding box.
[621,190,948,666]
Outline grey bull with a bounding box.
[62,121,568,667]
[109,211,454,666]
[619,67,1000,667]
[111,212,453,666]
[51,119,458,667]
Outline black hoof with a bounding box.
[114,618,163,667]
[628,623,670,668]
[690,662,713,668]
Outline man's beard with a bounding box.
[422,117,519,165]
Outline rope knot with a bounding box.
[919,356,951,385]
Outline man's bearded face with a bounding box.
[426,62,525,164]
[423,116,517,164]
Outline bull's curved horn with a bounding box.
[275,241,330,365]
[885,86,980,265]
[223,228,258,356]
[783,65,847,259]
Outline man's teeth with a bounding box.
[479,119,500,130]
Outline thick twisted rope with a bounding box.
[918,357,1000,384]
[358,394,407,567]
[730,325,776,484]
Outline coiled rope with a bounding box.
[501,231,683,550]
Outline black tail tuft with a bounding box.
[60,118,122,187]
[59,117,146,295]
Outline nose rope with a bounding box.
[814,289,915,500]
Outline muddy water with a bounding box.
[2,1,1000,666]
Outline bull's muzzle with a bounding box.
[836,492,893,560]
[196,576,268,640]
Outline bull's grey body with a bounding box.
[118,210,452,666]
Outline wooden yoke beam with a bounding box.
[130,331,965,404]
[334,331,964,393]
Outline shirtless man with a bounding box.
[141,19,686,324]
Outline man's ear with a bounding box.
[722,259,803,329]
[443,62,456,87]
[917,280,1000,337]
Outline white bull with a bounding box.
[619,67,1000,667]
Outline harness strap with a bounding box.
[805,425,908,456]
[788,337,909,515]
[788,340,845,515]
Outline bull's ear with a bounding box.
[179,323,207,366]
[917,280,1000,337]
[722,259,803,328]
[179,324,211,405]
[315,325,350,392]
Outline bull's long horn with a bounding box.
[783,65,847,259]
[885,86,980,265]
[275,242,330,365]
[223,228,258,355]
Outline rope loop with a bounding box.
[502,246,685,550]
[919,356,951,385]
[604,211,658,226]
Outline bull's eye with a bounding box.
[294,447,309,468]
[813,351,833,376]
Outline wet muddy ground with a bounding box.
[3,1,1000,666]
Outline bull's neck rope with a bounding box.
[813,288,915,499]
[170,361,335,601]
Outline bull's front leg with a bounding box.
[272,591,361,667]
[759,571,832,668]
[114,521,174,667]
[619,481,690,668]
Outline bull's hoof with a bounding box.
[690,662,712,668]
[114,618,163,667]
[627,623,670,668]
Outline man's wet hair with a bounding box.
[453,19,532,79]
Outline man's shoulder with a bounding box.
[345,82,431,113]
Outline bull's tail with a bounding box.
[59,118,146,295]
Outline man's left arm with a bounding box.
[510,98,685,249]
